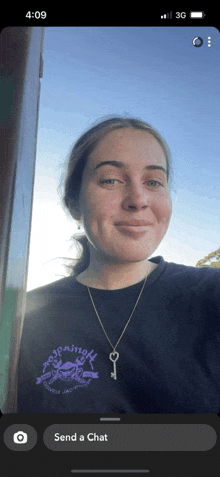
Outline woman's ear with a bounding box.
[68,200,81,221]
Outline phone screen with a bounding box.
[1,11,220,476]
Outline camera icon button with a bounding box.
[13,431,28,444]
[4,425,37,451]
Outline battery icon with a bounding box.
[190,11,205,19]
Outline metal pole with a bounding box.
[0,27,44,412]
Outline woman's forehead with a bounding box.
[88,128,167,169]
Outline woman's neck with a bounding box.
[76,258,156,290]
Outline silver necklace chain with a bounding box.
[87,275,148,380]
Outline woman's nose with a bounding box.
[122,184,150,210]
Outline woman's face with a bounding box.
[78,128,172,264]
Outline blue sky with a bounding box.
[27,26,220,290]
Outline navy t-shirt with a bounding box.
[17,256,220,413]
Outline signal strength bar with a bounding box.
[161,12,172,19]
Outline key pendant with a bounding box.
[109,351,119,380]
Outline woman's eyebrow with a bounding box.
[93,160,167,175]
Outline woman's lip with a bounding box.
[115,224,153,234]
[115,221,153,226]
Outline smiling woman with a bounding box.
[60,116,173,284]
[74,125,172,289]
[16,116,220,414]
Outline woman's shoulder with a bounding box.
[164,259,220,277]
[161,259,220,294]
[27,275,78,295]
[151,255,220,281]
[25,275,84,314]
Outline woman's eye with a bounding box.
[147,180,163,188]
[100,179,118,185]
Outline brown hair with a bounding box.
[58,116,173,277]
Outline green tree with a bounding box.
[196,247,220,268]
